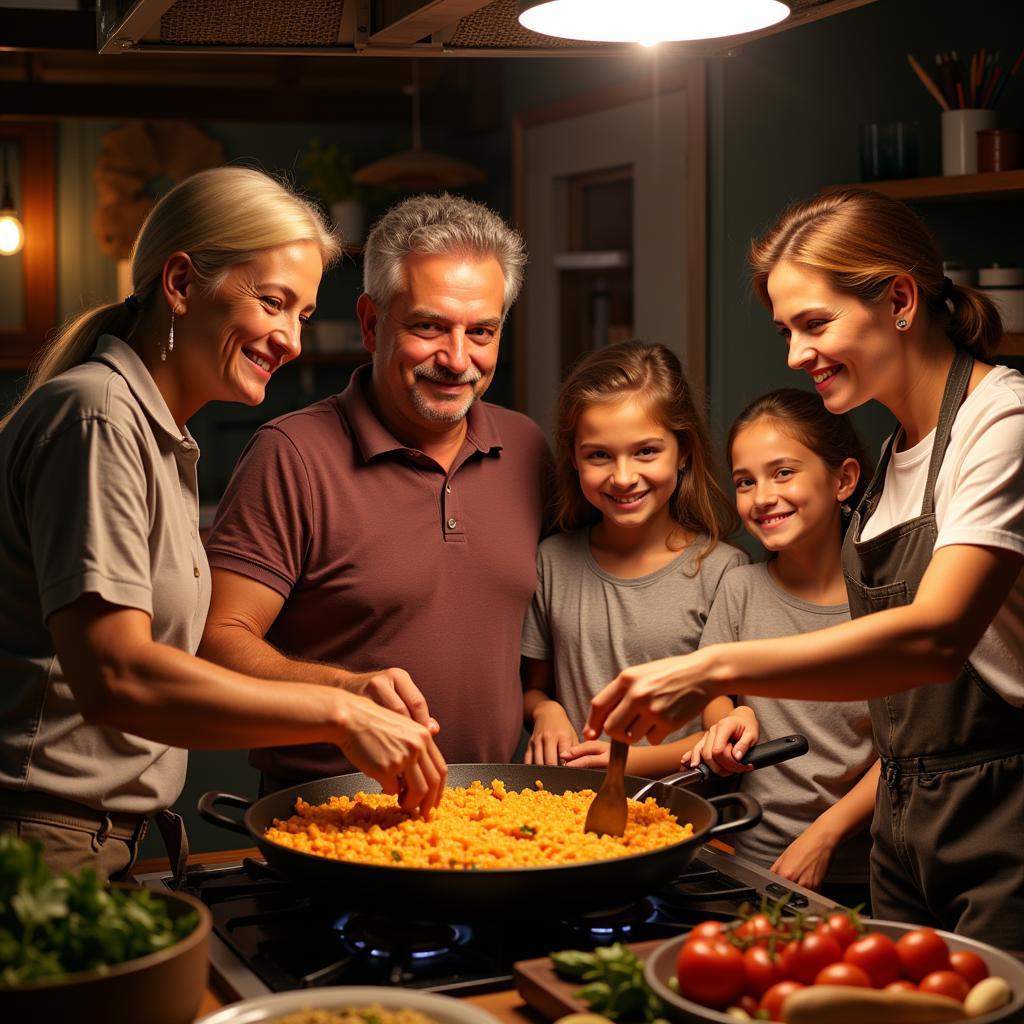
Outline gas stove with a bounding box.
[138,845,838,1002]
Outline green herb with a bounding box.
[390,850,402,862]
[551,943,667,1023]
[0,834,197,987]
[518,825,537,835]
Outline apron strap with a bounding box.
[921,348,974,517]
[152,808,190,883]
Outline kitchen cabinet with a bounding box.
[832,170,1024,358]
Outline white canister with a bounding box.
[978,266,1024,334]
[942,108,998,175]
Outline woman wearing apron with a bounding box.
[584,188,1024,947]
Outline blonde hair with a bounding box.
[3,166,341,427]
[553,341,739,566]
[750,188,1002,359]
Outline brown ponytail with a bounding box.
[750,188,1002,360]
[946,282,1003,359]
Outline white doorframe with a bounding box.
[513,63,707,428]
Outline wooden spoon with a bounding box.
[584,739,629,837]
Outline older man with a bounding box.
[200,194,548,792]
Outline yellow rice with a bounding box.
[264,778,693,869]
[273,1008,440,1024]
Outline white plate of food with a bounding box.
[196,986,504,1024]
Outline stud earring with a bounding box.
[896,318,909,330]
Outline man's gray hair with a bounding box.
[363,193,527,315]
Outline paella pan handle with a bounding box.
[197,791,253,836]
[633,733,809,799]
[705,791,763,837]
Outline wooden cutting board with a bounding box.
[513,939,666,1022]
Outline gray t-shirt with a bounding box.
[0,336,210,814]
[521,528,748,742]
[699,562,875,883]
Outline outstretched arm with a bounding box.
[51,594,447,815]
[587,544,1022,743]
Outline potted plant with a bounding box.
[301,139,367,246]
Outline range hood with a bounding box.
[96,0,878,58]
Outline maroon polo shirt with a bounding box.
[205,365,549,782]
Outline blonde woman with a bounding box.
[0,168,446,881]
[586,189,1024,946]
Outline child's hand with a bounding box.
[770,819,840,891]
[563,740,609,769]
[525,702,578,765]
[681,708,759,776]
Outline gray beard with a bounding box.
[411,366,483,423]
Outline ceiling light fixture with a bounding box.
[353,62,485,193]
[0,144,26,257]
[517,0,790,44]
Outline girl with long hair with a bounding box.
[521,340,747,776]
[689,389,877,908]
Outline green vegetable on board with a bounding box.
[551,943,668,1023]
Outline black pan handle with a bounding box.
[705,791,762,837]
[197,791,253,837]
[633,734,809,799]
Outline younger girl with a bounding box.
[689,389,878,907]
[521,341,747,775]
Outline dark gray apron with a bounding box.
[841,348,1024,946]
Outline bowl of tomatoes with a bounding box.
[644,911,1024,1023]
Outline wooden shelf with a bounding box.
[831,169,1024,201]
[999,333,1024,358]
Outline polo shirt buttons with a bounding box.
[445,484,451,494]
[447,518,457,530]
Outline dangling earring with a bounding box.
[161,310,175,362]
[841,503,853,518]
[895,318,909,330]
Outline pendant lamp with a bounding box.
[352,62,485,192]
[517,0,790,44]
[0,144,26,257]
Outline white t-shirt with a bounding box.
[860,364,1024,706]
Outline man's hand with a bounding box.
[339,694,447,816]
[343,667,440,735]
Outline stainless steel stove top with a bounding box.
[138,844,838,1004]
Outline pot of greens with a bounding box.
[0,834,211,1023]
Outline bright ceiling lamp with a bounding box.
[517,0,790,44]
[0,145,25,257]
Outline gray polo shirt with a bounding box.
[0,335,209,814]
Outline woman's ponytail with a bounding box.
[945,284,1003,360]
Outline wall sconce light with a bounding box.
[1,144,26,256]
[517,0,790,45]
